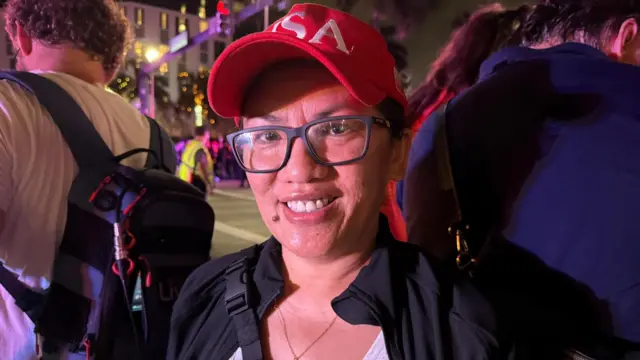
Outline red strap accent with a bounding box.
[83,337,92,360]
[123,188,147,215]
[111,258,135,276]
[138,256,153,287]
[88,176,112,202]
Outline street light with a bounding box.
[140,47,161,118]
[145,48,160,63]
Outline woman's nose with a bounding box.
[278,138,327,183]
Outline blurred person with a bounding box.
[405,0,640,356]
[168,4,510,360]
[389,3,531,245]
[0,0,158,358]
[177,126,215,195]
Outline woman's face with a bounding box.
[241,63,406,259]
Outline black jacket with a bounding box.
[167,218,504,360]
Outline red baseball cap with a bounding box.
[207,3,408,120]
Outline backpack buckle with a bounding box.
[224,258,251,316]
[449,222,477,271]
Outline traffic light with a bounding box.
[215,0,232,37]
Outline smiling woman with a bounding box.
[167,4,507,360]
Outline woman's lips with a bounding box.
[279,197,339,226]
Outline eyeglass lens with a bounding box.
[232,118,368,171]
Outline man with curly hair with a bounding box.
[0,0,155,358]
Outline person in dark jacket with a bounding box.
[405,0,640,357]
[396,2,532,257]
[168,4,504,360]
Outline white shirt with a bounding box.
[229,331,389,360]
[0,72,150,360]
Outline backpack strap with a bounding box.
[0,71,117,209]
[437,101,483,275]
[0,71,119,322]
[224,246,263,360]
[144,115,176,171]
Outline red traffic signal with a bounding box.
[217,1,230,16]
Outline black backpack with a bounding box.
[0,72,215,359]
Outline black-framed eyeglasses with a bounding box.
[226,116,392,173]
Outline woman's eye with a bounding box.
[256,131,281,142]
[319,121,350,136]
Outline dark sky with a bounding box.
[132,0,218,16]
[0,1,215,15]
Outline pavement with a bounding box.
[208,180,270,258]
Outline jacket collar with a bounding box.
[479,42,609,81]
[251,215,439,324]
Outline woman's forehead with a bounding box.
[242,68,368,120]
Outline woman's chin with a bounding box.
[278,232,340,259]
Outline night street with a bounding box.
[208,181,270,258]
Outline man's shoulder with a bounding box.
[0,77,41,115]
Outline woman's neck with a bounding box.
[279,243,375,314]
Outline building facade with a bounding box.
[120,0,229,102]
[0,20,16,70]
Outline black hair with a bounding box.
[376,97,406,138]
[521,0,640,48]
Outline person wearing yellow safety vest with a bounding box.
[177,127,214,196]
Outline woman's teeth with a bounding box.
[286,198,333,213]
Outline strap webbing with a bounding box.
[436,102,462,223]
[144,115,176,171]
[224,247,263,360]
[0,264,43,322]
[0,71,118,211]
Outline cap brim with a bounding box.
[207,32,386,119]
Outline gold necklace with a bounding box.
[276,305,338,360]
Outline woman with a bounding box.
[390,3,531,249]
[168,4,504,360]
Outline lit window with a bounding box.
[161,13,168,30]
[134,41,143,56]
[160,63,168,74]
[159,45,169,54]
[200,20,208,32]
[136,8,144,26]
[179,22,187,33]
[180,4,187,15]
[199,7,206,19]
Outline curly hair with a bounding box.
[4,0,132,73]
[521,0,640,49]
